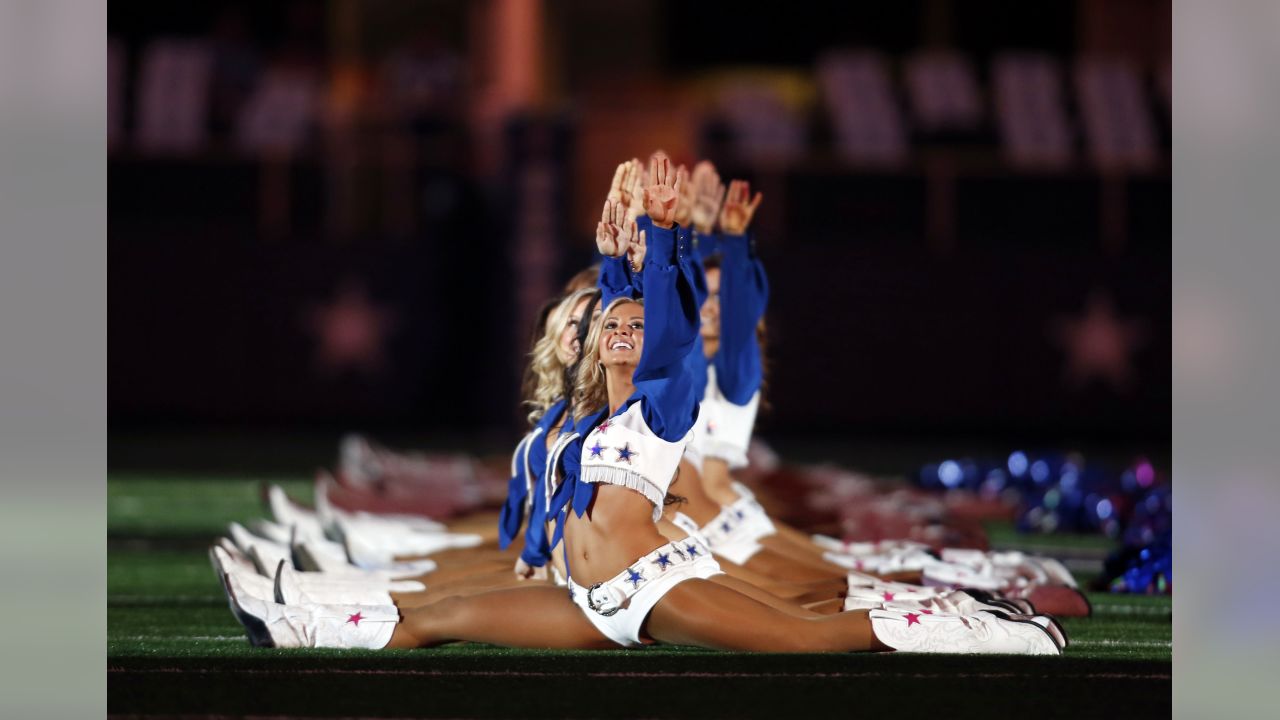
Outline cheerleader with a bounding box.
[219,153,1061,655]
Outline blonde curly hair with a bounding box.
[524,287,599,425]
[573,296,644,420]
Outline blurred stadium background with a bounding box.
[109,0,1170,462]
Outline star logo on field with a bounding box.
[346,611,364,626]
[615,443,637,464]
[1050,290,1147,393]
[904,612,921,627]
[305,279,399,378]
[588,442,605,460]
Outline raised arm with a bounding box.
[631,152,701,440]
[595,196,644,305]
[712,179,768,405]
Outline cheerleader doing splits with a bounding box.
[220,153,1061,655]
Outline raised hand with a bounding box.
[643,151,681,229]
[717,179,763,235]
[627,227,647,272]
[606,161,629,205]
[626,157,647,219]
[674,165,695,227]
[595,197,635,258]
[690,161,726,234]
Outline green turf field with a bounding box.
[108,475,1172,718]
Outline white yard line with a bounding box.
[1093,604,1172,615]
[1072,639,1172,647]
[115,635,243,642]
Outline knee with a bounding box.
[429,594,471,626]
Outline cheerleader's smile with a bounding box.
[599,301,644,365]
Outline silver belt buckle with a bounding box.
[586,582,620,616]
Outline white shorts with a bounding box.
[567,536,722,648]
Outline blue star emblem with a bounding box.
[625,567,645,588]
[615,443,637,464]
[588,442,605,459]
[685,544,700,557]
[652,552,673,571]
[736,509,746,520]
[720,521,732,534]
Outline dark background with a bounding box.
[108,0,1170,466]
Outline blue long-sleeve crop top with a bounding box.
[560,222,702,522]
[497,398,568,554]
[710,232,769,406]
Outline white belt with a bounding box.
[577,537,712,616]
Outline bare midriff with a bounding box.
[563,484,670,586]
[700,457,741,506]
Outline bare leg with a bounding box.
[387,585,613,650]
[393,568,536,608]
[645,579,890,653]
[395,547,510,566]
[802,598,846,615]
[769,519,831,552]
[708,575,821,619]
[716,558,845,603]
[742,546,844,584]
[761,526,837,561]
[408,558,512,585]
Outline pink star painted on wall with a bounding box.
[305,280,399,378]
[1050,290,1147,393]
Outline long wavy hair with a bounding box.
[573,296,644,420]
[524,287,600,425]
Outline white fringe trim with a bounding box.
[582,466,665,522]
[521,427,544,514]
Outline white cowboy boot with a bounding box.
[868,608,1060,655]
[222,571,399,649]
[334,516,473,567]
[886,594,1067,650]
[294,539,434,580]
[266,485,327,540]
[922,560,1008,591]
[273,559,413,606]
[215,538,259,575]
